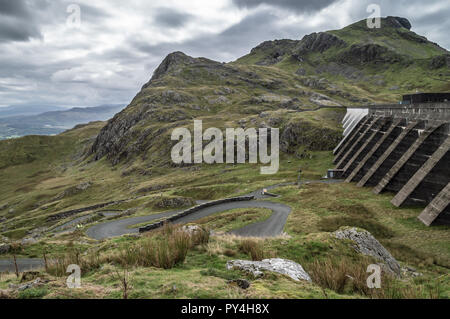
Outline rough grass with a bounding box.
[110,224,209,270]
[318,216,396,239]
[239,239,266,261]
[307,257,442,299]
[195,208,272,233]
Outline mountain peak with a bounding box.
[348,16,412,30]
[148,51,197,84]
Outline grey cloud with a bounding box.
[153,8,193,28]
[132,8,323,63]
[0,1,111,43]
[232,0,339,13]
[0,0,41,42]
[0,0,448,108]
[0,17,41,42]
[0,0,30,18]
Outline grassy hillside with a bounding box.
[237,16,449,103]
[0,16,448,299]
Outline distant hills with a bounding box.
[0,105,66,118]
[0,104,125,139]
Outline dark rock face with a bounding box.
[430,54,450,69]
[385,16,412,30]
[280,119,342,153]
[315,62,364,80]
[293,32,346,58]
[339,43,401,64]
[250,39,298,65]
[91,108,147,163]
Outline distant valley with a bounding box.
[0,104,125,139]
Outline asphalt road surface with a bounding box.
[0,258,45,273]
[85,181,342,240]
[86,184,294,240]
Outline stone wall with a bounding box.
[139,195,255,233]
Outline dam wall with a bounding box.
[334,102,450,226]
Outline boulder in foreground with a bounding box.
[227,258,312,282]
[333,227,401,276]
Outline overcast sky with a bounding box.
[0,0,448,108]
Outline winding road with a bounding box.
[0,180,343,272]
[86,184,293,240]
[85,181,343,240]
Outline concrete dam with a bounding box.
[332,101,450,226]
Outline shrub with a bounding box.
[223,248,237,257]
[308,258,370,295]
[46,248,101,277]
[151,231,190,269]
[190,227,210,246]
[306,257,439,299]
[239,239,265,261]
[114,225,192,269]
[318,216,395,239]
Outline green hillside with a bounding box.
[0,17,448,299]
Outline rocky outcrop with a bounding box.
[385,16,412,30]
[339,44,402,64]
[300,76,329,90]
[315,62,364,81]
[333,227,401,276]
[280,119,342,153]
[309,93,342,107]
[146,51,199,84]
[54,182,92,200]
[249,39,298,65]
[91,106,148,162]
[293,32,346,58]
[181,224,204,235]
[430,54,450,69]
[227,258,311,282]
